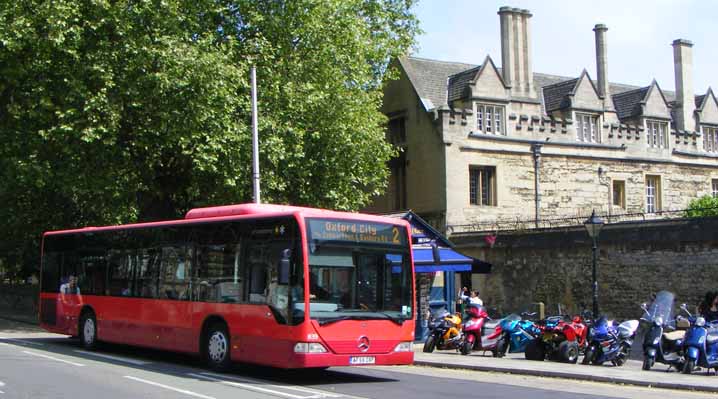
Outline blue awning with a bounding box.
[413,247,492,274]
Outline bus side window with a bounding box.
[160,246,190,301]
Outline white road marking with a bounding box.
[0,337,43,346]
[0,380,4,394]
[189,372,343,398]
[73,350,150,366]
[22,350,85,367]
[198,371,344,397]
[123,376,216,399]
[0,343,8,346]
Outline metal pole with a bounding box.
[531,144,542,228]
[592,236,599,318]
[251,65,261,204]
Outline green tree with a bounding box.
[0,0,419,278]
[684,195,718,218]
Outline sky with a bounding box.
[411,0,718,94]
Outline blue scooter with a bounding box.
[682,304,718,374]
[582,316,638,366]
[495,313,541,357]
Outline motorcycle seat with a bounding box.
[707,334,718,345]
[663,330,685,341]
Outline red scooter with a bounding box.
[461,304,503,356]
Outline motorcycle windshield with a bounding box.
[500,314,521,329]
[646,291,674,327]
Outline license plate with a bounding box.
[349,356,375,365]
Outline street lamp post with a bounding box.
[584,210,604,318]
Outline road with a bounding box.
[0,319,712,399]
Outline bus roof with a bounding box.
[43,203,408,236]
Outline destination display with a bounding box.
[307,218,407,246]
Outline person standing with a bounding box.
[699,291,718,322]
[457,286,470,313]
[469,290,483,306]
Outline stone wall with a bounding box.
[444,145,718,227]
[0,284,38,323]
[451,216,718,320]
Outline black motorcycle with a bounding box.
[641,291,688,371]
[423,310,464,353]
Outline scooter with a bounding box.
[461,304,501,356]
[582,316,638,366]
[423,309,463,353]
[495,312,541,357]
[681,304,718,374]
[640,291,688,371]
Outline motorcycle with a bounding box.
[640,290,689,371]
[461,304,502,356]
[582,316,639,366]
[526,313,589,363]
[681,304,718,374]
[494,312,541,357]
[423,309,463,353]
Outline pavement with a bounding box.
[412,344,718,394]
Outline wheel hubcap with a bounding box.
[84,318,95,345]
[208,332,228,363]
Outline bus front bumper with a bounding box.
[287,351,414,368]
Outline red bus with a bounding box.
[39,203,415,370]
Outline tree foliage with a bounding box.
[684,195,718,218]
[0,0,420,278]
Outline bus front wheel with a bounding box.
[204,323,231,372]
[79,311,98,350]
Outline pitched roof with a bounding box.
[542,78,579,112]
[400,57,474,111]
[611,86,650,120]
[400,55,678,116]
[695,94,706,108]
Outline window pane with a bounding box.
[469,169,478,204]
[477,106,483,131]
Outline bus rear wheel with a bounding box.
[79,311,98,350]
[204,323,231,372]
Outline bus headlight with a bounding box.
[294,342,328,353]
[393,342,413,352]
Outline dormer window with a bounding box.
[703,126,718,153]
[576,113,600,143]
[646,120,668,148]
[476,104,505,135]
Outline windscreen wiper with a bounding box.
[318,315,371,326]
[375,312,405,325]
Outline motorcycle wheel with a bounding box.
[423,335,436,353]
[493,336,508,358]
[682,359,695,374]
[642,356,654,371]
[525,338,545,361]
[460,335,473,356]
[559,341,579,364]
[581,345,596,365]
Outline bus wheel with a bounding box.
[205,323,231,372]
[79,311,98,350]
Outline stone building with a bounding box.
[368,6,718,233]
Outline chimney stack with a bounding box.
[498,7,535,98]
[593,24,613,110]
[672,39,695,132]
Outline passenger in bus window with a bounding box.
[60,275,80,295]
